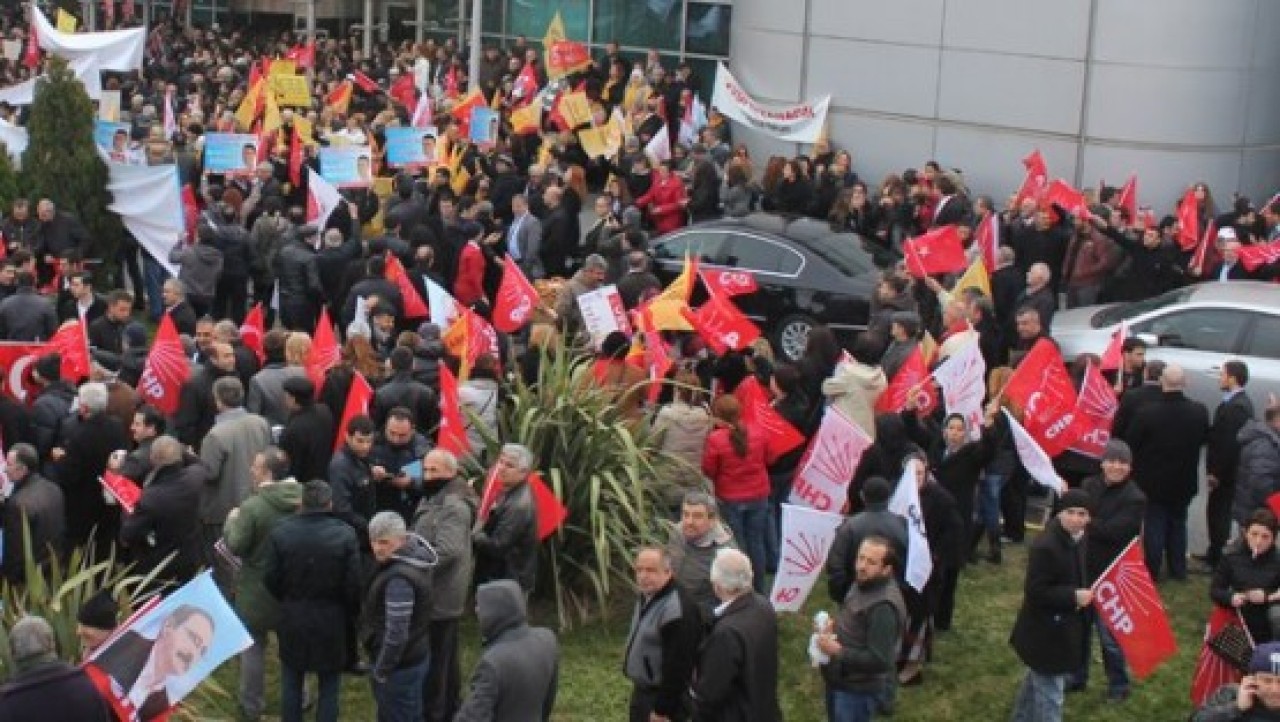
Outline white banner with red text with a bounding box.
[710,62,831,143]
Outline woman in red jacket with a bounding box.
[702,394,772,593]
[636,160,690,236]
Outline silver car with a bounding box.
[1052,281,1280,412]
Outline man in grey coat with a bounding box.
[199,376,272,591]
[412,450,478,722]
[455,580,559,722]
[506,194,544,280]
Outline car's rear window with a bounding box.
[1092,287,1195,327]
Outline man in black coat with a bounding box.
[0,616,111,721]
[55,382,130,552]
[278,376,335,486]
[328,414,380,545]
[1202,360,1256,569]
[171,342,238,451]
[88,290,135,359]
[1126,364,1210,581]
[623,547,703,722]
[690,548,780,722]
[539,186,575,278]
[1,443,64,584]
[265,480,364,722]
[371,347,438,433]
[0,271,56,341]
[1112,360,1166,442]
[119,436,206,587]
[1008,489,1093,722]
[826,477,908,603]
[1073,441,1146,700]
[472,444,539,593]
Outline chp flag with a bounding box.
[1068,361,1118,459]
[1091,537,1178,679]
[1003,408,1066,493]
[1001,338,1084,457]
[137,313,190,416]
[930,339,986,439]
[770,503,844,612]
[788,406,872,513]
[889,464,932,592]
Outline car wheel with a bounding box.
[774,314,816,362]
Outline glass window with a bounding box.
[1132,309,1247,354]
[723,234,803,276]
[653,230,730,265]
[1244,314,1280,360]
[480,0,503,35]
[1093,287,1194,327]
[593,0,681,52]
[505,0,589,47]
[685,3,731,57]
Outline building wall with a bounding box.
[730,0,1280,210]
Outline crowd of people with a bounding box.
[0,4,1276,721]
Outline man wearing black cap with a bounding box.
[76,591,118,662]
[1009,489,1093,722]
[1192,641,1280,721]
[279,375,335,487]
[1073,440,1146,700]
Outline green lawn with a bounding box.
[194,540,1215,721]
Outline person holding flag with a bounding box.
[1209,509,1280,646]
[472,444,540,594]
[1071,440,1146,700]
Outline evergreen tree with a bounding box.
[0,144,20,212]
[21,56,122,269]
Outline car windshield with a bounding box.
[1092,287,1196,327]
[804,230,895,276]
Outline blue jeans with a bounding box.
[978,473,1006,534]
[1009,670,1066,722]
[719,497,771,594]
[826,687,877,722]
[1070,610,1130,694]
[371,657,431,722]
[1143,502,1188,580]
[281,664,340,722]
[142,254,170,322]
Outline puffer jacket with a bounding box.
[1235,420,1280,525]
[702,426,771,503]
[653,401,712,472]
[822,360,887,441]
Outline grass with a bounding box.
[193,538,1214,721]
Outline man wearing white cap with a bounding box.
[1203,227,1251,282]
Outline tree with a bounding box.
[20,55,122,270]
[0,143,20,213]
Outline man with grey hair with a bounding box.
[200,376,272,590]
[473,444,540,592]
[690,548,780,721]
[668,490,736,618]
[623,545,702,721]
[161,277,199,336]
[507,193,544,280]
[413,449,479,721]
[554,253,609,337]
[57,381,130,551]
[120,435,206,586]
[1,442,64,584]
[364,510,437,720]
[1126,362,1210,580]
[616,251,662,311]
[0,616,111,719]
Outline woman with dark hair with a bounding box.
[721,162,754,218]
[829,182,880,238]
[1211,508,1280,644]
[850,413,923,512]
[797,325,842,403]
[766,159,815,215]
[702,394,772,593]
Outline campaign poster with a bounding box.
[98,89,122,121]
[320,146,374,188]
[204,132,260,176]
[86,571,253,721]
[469,107,499,146]
[94,120,137,163]
[576,284,631,347]
[384,126,438,168]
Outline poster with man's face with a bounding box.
[320,146,373,188]
[469,107,498,146]
[384,126,438,168]
[94,120,140,165]
[204,132,261,176]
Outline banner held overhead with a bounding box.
[710,62,831,143]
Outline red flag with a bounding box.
[974,213,999,273]
[305,307,340,391]
[512,62,540,105]
[493,256,539,333]
[240,303,266,364]
[23,22,39,71]
[1002,338,1084,457]
[1014,150,1048,206]
[699,268,758,298]
[443,66,460,99]
[181,184,200,243]
[384,253,429,319]
[100,470,142,514]
[874,349,938,416]
[903,225,967,278]
[325,81,353,115]
[1099,320,1127,372]
[1068,361,1118,459]
[1192,606,1247,706]
[1044,179,1090,219]
[287,126,304,187]
[48,321,90,383]
[437,362,470,455]
[478,467,567,541]
[1117,175,1138,223]
[286,41,315,69]
[1239,238,1280,272]
[0,342,51,403]
[734,377,805,464]
[547,39,591,78]
[450,90,486,138]
[1092,538,1178,679]
[681,295,759,355]
[350,70,379,94]
[1176,187,1201,251]
[390,72,418,110]
[332,372,373,452]
[137,314,190,416]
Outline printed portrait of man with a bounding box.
[92,604,215,721]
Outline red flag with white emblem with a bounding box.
[138,314,190,416]
[492,256,540,333]
[1002,339,1084,457]
[437,362,470,455]
[734,377,805,465]
[903,225,967,278]
[1068,361,1118,459]
[875,348,938,416]
[332,371,373,452]
[699,268,758,298]
[1092,538,1178,679]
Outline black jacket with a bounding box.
[30,380,74,461]
[0,288,57,342]
[371,372,438,433]
[1,473,64,583]
[120,459,206,585]
[1008,518,1089,674]
[87,315,127,356]
[212,222,253,278]
[279,402,335,486]
[274,238,324,304]
[266,512,364,672]
[623,579,702,717]
[172,363,234,450]
[473,480,539,593]
[1211,543,1280,644]
[1081,475,1146,582]
[691,592,781,722]
[1208,391,1256,487]
[1128,390,1210,507]
[826,505,908,603]
[0,660,111,722]
[166,300,198,337]
[1112,382,1163,443]
[33,211,91,258]
[56,411,129,550]
[328,445,377,543]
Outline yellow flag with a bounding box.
[558,91,592,128]
[268,59,297,76]
[234,77,265,131]
[953,257,991,299]
[542,11,566,50]
[645,255,696,331]
[451,164,471,196]
[55,9,77,32]
[261,90,282,138]
[510,103,542,135]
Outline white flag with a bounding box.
[411,92,433,129]
[931,338,986,439]
[645,124,671,164]
[162,87,177,139]
[789,406,872,513]
[426,277,460,330]
[1004,408,1066,493]
[889,465,932,592]
[306,167,342,229]
[769,503,844,612]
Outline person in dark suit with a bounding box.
[1008,489,1093,722]
[506,194,544,280]
[91,604,215,722]
[119,435,206,587]
[1197,230,1253,282]
[88,290,135,360]
[1201,360,1256,569]
[930,175,971,228]
[59,270,107,325]
[1,443,64,585]
[161,279,199,337]
[278,376,335,487]
[539,186,574,278]
[1112,360,1166,443]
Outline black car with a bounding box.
[649,214,901,361]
